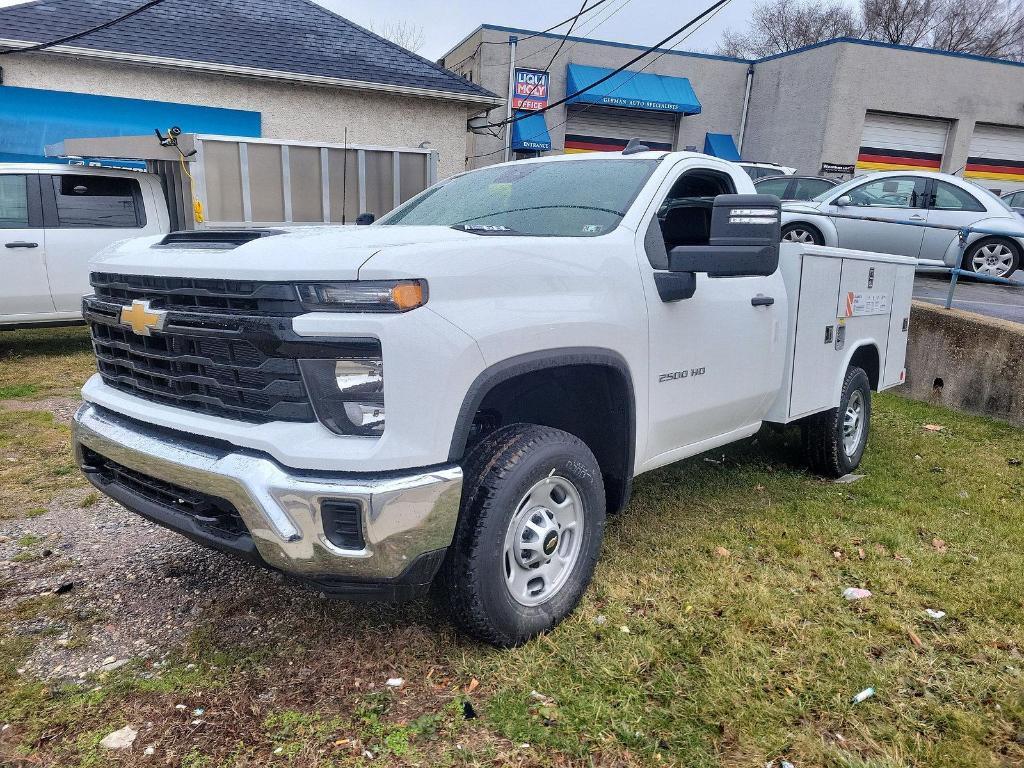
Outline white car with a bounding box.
[738,161,797,181]
[71,151,915,646]
[0,164,169,328]
[781,170,1023,278]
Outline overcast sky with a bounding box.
[319,0,760,60]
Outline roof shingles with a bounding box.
[0,0,499,102]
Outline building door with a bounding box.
[856,113,950,175]
[564,106,677,154]
[965,124,1024,194]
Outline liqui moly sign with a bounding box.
[512,69,550,111]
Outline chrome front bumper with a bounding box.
[72,403,463,591]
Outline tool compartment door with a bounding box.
[789,255,844,417]
[882,265,915,388]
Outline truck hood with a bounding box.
[91,225,479,281]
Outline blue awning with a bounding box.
[511,111,552,152]
[565,64,701,114]
[0,86,261,164]
[703,132,740,161]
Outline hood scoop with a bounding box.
[153,229,286,250]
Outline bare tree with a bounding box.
[716,0,861,57]
[719,0,1024,60]
[368,20,426,54]
[860,0,935,44]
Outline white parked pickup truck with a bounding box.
[72,151,915,646]
[0,164,169,328]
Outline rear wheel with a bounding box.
[782,223,824,245]
[963,237,1019,279]
[802,366,871,478]
[439,424,606,647]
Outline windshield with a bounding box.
[378,159,660,236]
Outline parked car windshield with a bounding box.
[378,159,660,236]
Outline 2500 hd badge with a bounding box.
[659,367,706,383]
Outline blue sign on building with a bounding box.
[0,86,262,164]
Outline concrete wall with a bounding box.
[742,44,841,173]
[1,53,475,180]
[442,27,750,169]
[902,300,1024,426]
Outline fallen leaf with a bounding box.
[833,550,844,561]
[923,424,944,432]
[858,547,866,560]
[932,538,948,553]
[465,678,479,694]
[714,546,730,558]
[908,630,923,648]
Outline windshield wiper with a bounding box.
[453,204,626,226]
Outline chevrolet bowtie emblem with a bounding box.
[119,299,167,336]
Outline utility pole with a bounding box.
[504,35,517,163]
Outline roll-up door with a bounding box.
[965,124,1024,193]
[856,113,949,174]
[564,106,677,153]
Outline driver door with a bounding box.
[829,175,929,258]
[635,160,786,468]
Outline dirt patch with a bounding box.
[0,396,80,426]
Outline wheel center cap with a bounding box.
[542,530,559,556]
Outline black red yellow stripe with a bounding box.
[964,156,1024,183]
[855,146,942,172]
[564,134,673,154]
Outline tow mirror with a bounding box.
[835,195,852,207]
[668,194,781,278]
[356,212,376,225]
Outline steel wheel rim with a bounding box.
[972,243,1014,277]
[843,390,865,458]
[502,473,585,607]
[784,228,815,244]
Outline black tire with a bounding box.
[961,237,1020,279]
[781,223,824,245]
[802,366,871,478]
[438,424,606,647]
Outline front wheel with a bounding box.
[802,366,871,478]
[963,237,1020,279]
[781,223,824,245]
[438,424,606,647]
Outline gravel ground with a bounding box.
[0,396,80,425]
[0,484,315,681]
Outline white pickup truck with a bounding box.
[72,150,915,646]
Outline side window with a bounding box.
[754,178,791,198]
[50,175,144,228]
[846,176,927,208]
[931,181,985,213]
[646,169,736,268]
[793,178,834,200]
[0,175,29,228]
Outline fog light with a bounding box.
[299,353,386,436]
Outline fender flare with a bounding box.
[832,340,882,405]
[781,213,838,246]
[447,347,637,475]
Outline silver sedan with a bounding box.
[780,171,1023,278]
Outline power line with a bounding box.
[467,0,731,160]
[0,0,169,55]
[479,0,733,131]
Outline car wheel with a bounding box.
[781,223,824,245]
[963,237,1020,279]
[802,366,871,478]
[439,423,606,647]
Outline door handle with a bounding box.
[4,241,39,249]
[908,214,926,222]
[751,295,775,307]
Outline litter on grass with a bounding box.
[925,608,947,619]
[851,687,875,704]
[843,587,872,601]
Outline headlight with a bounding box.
[296,280,427,312]
[299,355,386,436]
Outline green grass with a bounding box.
[0,328,1021,766]
[0,325,94,400]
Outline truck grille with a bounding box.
[82,446,247,540]
[90,272,304,315]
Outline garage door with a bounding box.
[564,106,677,153]
[856,113,949,174]
[965,124,1024,194]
